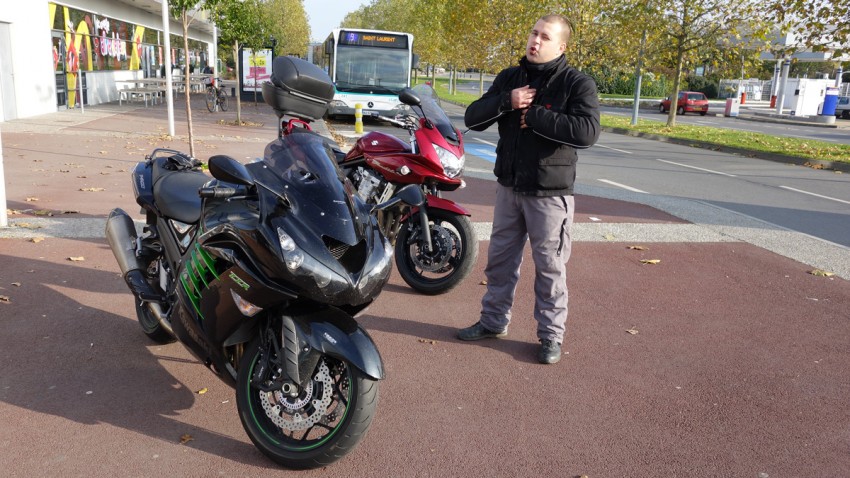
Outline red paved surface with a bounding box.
[1,101,848,477]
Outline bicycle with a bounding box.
[204,77,229,113]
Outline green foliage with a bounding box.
[585,67,669,97]
[684,75,718,98]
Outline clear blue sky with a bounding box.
[305,0,371,43]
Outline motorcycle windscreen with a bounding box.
[411,84,458,142]
[261,131,364,246]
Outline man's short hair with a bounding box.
[539,14,573,45]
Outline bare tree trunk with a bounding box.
[666,46,685,127]
[182,16,195,158]
[479,70,484,96]
[233,40,242,125]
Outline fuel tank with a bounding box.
[343,131,410,161]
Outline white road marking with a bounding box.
[656,159,737,177]
[596,144,633,154]
[472,138,497,146]
[597,179,648,193]
[779,186,850,205]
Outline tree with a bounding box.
[213,0,267,124]
[643,0,770,126]
[169,0,217,158]
[770,1,850,56]
[264,0,309,58]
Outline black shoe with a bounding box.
[457,322,507,341]
[538,339,562,364]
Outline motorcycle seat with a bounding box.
[153,170,211,224]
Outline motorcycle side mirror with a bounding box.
[209,155,255,187]
[371,184,424,214]
[398,88,421,107]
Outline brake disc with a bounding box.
[410,225,454,272]
[259,361,335,432]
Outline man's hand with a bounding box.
[520,108,529,129]
[511,85,536,109]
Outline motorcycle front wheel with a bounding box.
[236,337,379,469]
[395,209,478,295]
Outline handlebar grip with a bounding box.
[199,187,238,198]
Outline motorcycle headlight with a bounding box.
[433,143,464,178]
[278,227,345,294]
[359,237,393,292]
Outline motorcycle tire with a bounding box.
[135,301,176,344]
[236,336,379,469]
[395,209,478,295]
[134,255,176,344]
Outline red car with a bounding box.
[659,91,709,116]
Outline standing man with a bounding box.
[457,14,600,364]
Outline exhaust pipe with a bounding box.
[105,208,160,302]
[106,209,174,337]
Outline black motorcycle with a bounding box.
[105,57,421,468]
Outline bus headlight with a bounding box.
[433,144,464,178]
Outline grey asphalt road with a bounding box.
[330,102,850,249]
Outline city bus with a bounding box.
[321,28,416,118]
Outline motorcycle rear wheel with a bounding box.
[236,337,379,469]
[135,301,175,344]
[135,256,176,344]
[395,209,478,295]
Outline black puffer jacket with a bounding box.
[464,55,600,196]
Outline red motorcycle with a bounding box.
[338,84,477,295]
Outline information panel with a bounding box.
[339,31,408,49]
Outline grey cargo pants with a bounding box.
[479,185,575,343]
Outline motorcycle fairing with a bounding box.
[364,153,463,190]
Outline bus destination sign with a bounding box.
[339,31,408,49]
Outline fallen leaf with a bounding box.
[68,256,85,262]
[30,237,45,243]
[179,434,194,444]
[480,280,488,285]
[417,339,437,345]
[0,295,10,304]
[25,197,39,202]
[15,223,42,229]
[99,150,108,155]
[603,233,616,241]
[809,269,834,277]
[626,328,639,335]
[12,283,21,287]
[33,209,53,216]
[196,388,208,395]
[61,210,79,214]
[79,187,105,192]
[627,245,648,251]
[640,259,661,265]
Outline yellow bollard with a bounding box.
[354,103,363,134]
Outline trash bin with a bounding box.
[724,98,740,117]
[821,87,839,116]
[740,92,746,104]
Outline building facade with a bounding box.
[0,0,216,121]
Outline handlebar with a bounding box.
[199,186,239,199]
[372,113,417,130]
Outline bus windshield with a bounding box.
[334,45,409,94]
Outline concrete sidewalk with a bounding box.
[1,99,849,476]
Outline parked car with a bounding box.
[835,96,850,119]
[659,91,709,116]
